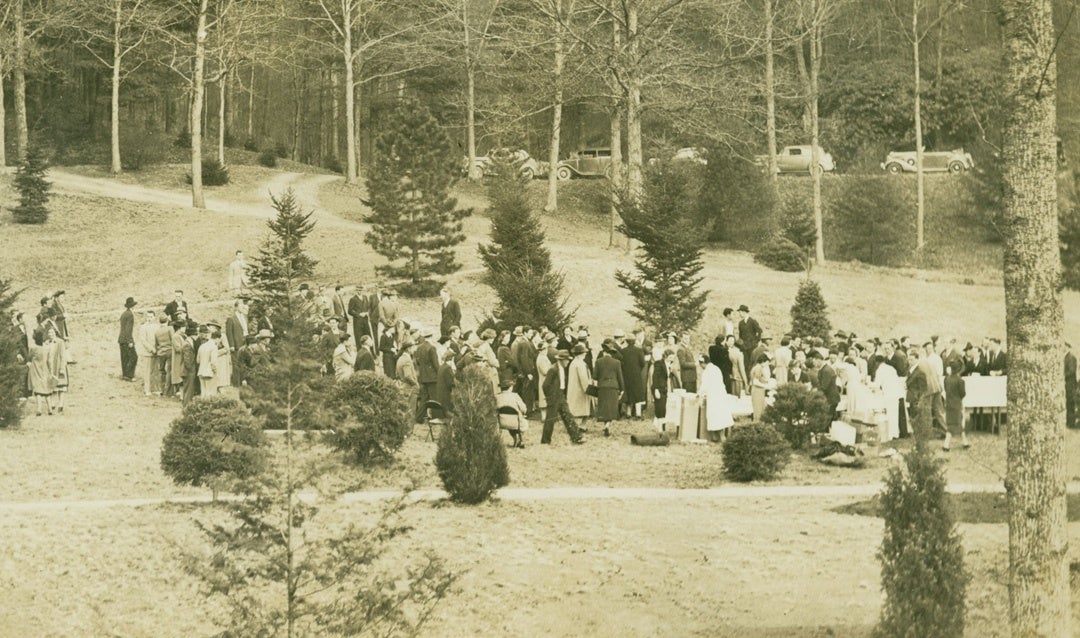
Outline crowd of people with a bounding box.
[8,260,1040,457]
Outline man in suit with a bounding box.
[905,349,932,446]
[164,290,189,322]
[153,315,174,394]
[921,341,946,435]
[1067,342,1078,429]
[736,304,762,357]
[620,333,647,417]
[888,340,910,377]
[942,337,965,382]
[435,351,457,418]
[511,326,539,413]
[379,290,400,343]
[180,326,198,405]
[987,338,1007,375]
[331,285,347,320]
[816,351,842,419]
[414,328,440,422]
[541,350,584,445]
[439,287,462,339]
[118,297,138,381]
[347,286,370,339]
[225,299,250,387]
[366,287,382,339]
[354,334,377,372]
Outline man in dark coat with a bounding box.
[164,290,189,322]
[180,327,199,405]
[414,329,440,422]
[1067,342,1078,429]
[736,305,762,357]
[987,338,1007,375]
[225,299,250,387]
[347,287,372,339]
[435,352,456,418]
[905,350,932,445]
[512,326,539,413]
[354,334,377,372]
[541,350,584,444]
[676,333,697,393]
[118,297,138,381]
[439,287,462,339]
[816,352,841,419]
[888,341,910,377]
[620,335,647,417]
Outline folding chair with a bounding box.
[423,400,446,441]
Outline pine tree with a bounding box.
[790,279,831,342]
[615,167,708,335]
[0,277,24,429]
[246,189,318,329]
[365,100,470,288]
[10,147,51,224]
[478,158,574,330]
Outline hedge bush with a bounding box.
[325,372,413,466]
[721,423,790,482]
[697,152,776,245]
[120,126,170,171]
[754,236,806,272]
[876,447,968,638]
[160,395,268,495]
[435,366,510,504]
[258,149,278,168]
[185,158,231,186]
[761,383,833,450]
[831,176,912,266]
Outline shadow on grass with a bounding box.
[834,492,1080,524]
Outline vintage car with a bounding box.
[754,145,835,174]
[881,148,974,174]
[647,147,708,167]
[555,147,613,180]
[462,148,544,179]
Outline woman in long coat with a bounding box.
[700,359,733,441]
[26,329,54,415]
[535,341,552,420]
[46,327,69,414]
[593,341,624,436]
[333,334,356,380]
[943,364,968,451]
[566,344,592,420]
[620,339,647,417]
[749,354,772,421]
[652,350,681,428]
[496,331,515,388]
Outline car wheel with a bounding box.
[810,164,824,177]
[556,166,573,181]
[521,167,535,180]
[886,163,902,174]
[948,161,965,174]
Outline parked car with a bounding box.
[556,148,613,180]
[754,145,835,174]
[647,147,708,167]
[881,148,974,174]
[462,148,543,179]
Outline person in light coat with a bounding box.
[535,337,553,420]
[333,334,356,380]
[137,310,159,395]
[197,330,221,396]
[700,358,734,441]
[566,343,593,421]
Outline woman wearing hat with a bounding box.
[45,326,70,414]
[592,340,624,436]
[749,352,773,421]
[566,343,593,424]
[333,333,357,380]
[652,349,681,430]
[496,380,529,448]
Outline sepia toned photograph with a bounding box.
[0,0,1076,636]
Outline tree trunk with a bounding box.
[464,0,478,182]
[110,0,123,173]
[190,0,208,209]
[218,64,227,165]
[545,0,564,213]
[331,70,340,159]
[764,0,778,184]
[1000,2,1070,635]
[913,1,926,251]
[934,1,945,100]
[292,78,303,162]
[246,65,255,141]
[608,2,624,249]
[343,3,358,183]
[809,0,824,263]
[624,5,643,206]
[14,0,28,161]
[1,55,8,167]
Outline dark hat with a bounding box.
[554,349,571,361]
[480,328,496,340]
[205,321,221,330]
[185,326,199,337]
[761,335,772,343]
[601,338,617,351]
[964,342,974,351]
[571,343,588,355]
[737,304,750,312]
[849,332,857,339]
[665,331,677,340]
[125,297,137,308]
[53,290,65,298]
[835,330,849,340]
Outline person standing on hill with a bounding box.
[26,329,55,416]
[228,250,248,291]
[347,286,370,340]
[414,328,440,422]
[118,297,138,381]
[435,350,457,418]
[50,291,69,341]
[197,328,221,396]
[541,350,584,445]
[593,340,624,437]
[331,285,348,320]
[153,315,173,394]
[179,326,198,405]
[943,364,969,451]
[620,333,646,418]
[736,304,761,357]
[225,299,249,387]
[677,333,697,393]
[379,289,400,343]
[164,290,189,322]
[512,326,539,414]
[439,287,461,339]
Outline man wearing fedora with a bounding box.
[118,297,138,381]
[737,304,761,357]
[541,349,584,445]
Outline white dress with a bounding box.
[700,363,734,431]
[875,362,904,441]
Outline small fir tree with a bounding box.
[11,147,52,224]
[790,279,832,343]
[479,158,574,330]
[876,447,968,638]
[615,166,708,335]
[246,190,318,325]
[0,277,24,428]
[365,100,470,288]
[435,366,510,504]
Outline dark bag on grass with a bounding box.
[630,432,670,446]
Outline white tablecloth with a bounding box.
[962,375,1007,409]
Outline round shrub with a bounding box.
[274,142,289,159]
[185,158,231,186]
[243,137,260,152]
[160,395,268,492]
[435,366,510,504]
[325,371,413,466]
[754,236,807,272]
[721,423,790,482]
[761,383,833,450]
[877,447,968,638]
[258,149,278,168]
[120,126,169,171]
